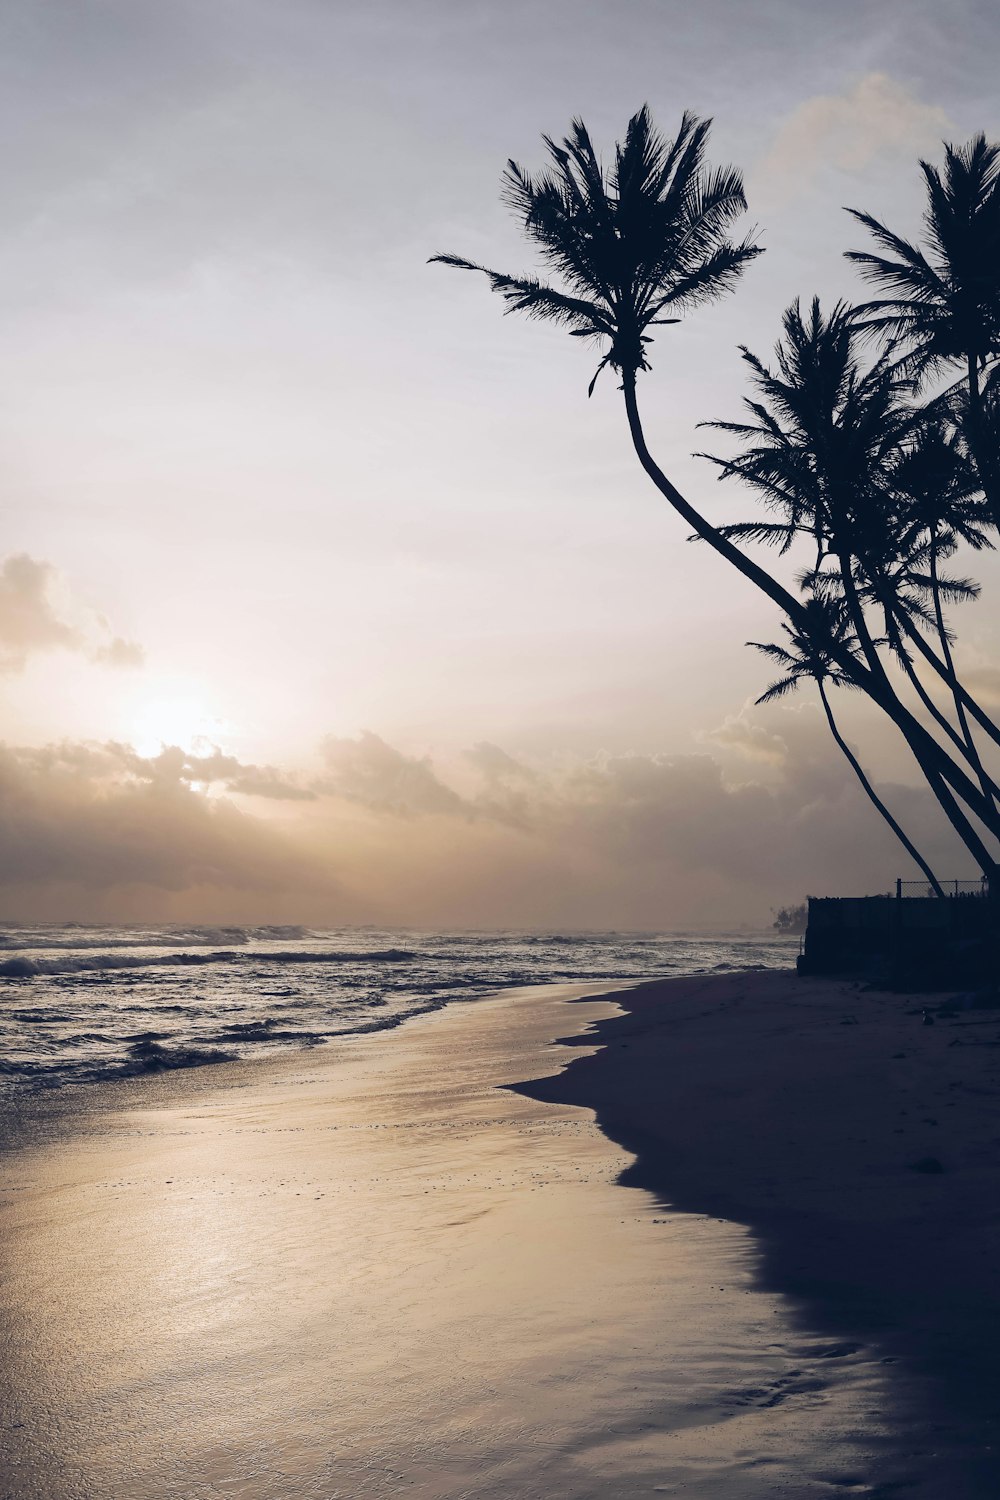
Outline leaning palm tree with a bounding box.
[434,107,760,391]
[432,108,1000,875]
[883,424,998,788]
[837,420,1000,775]
[808,544,1000,810]
[750,598,944,894]
[846,133,1000,523]
[700,297,1000,869]
[702,298,917,668]
[430,107,793,611]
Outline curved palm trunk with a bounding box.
[897,609,1000,750]
[619,372,806,621]
[965,354,1000,530]
[835,545,895,696]
[928,530,997,809]
[825,555,979,874]
[620,372,1000,872]
[898,634,973,749]
[892,643,1000,857]
[832,569,1000,869]
[894,629,965,749]
[887,612,1000,796]
[818,680,944,895]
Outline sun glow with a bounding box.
[130,691,228,759]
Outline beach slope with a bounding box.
[520,970,1000,1491]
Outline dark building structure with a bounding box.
[797,880,996,988]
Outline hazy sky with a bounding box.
[3,0,1000,926]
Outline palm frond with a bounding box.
[755,674,803,704]
[432,106,761,386]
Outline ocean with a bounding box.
[0,924,797,1096]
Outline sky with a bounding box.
[3,0,1000,927]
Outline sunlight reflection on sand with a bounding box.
[0,984,893,1498]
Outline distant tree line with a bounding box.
[434,108,1000,892]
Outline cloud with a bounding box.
[704,710,789,767]
[0,712,976,926]
[755,73,950,196]
[317,731,466,818]
[161,746,316,801]
[0,740,334,906]
[0,555,81,671]
[0,554,143,673]
[93,635,146,669]
[66,740,318,802]
[463,740,537,785]
[307,722,969,924]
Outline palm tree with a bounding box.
[701,298,916,684]
[811,545,1000,808]
[846,134,1000,524]
[883,424,998,792]
[749,597,943,894]
[700,298,1000,868]
[834,418,1000,775]
[432,108,1000,874]
[430,107,798,617]
[433,107,761,393]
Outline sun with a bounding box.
[130,691,228,759]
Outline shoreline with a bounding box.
[517,969,1000,1491]
[0,973,923,1499]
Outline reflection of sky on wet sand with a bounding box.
[2,985,899,1498]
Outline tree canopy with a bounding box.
[434,107,1000,888]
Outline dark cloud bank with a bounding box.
[0,715,973,927]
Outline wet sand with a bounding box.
[523,970,1000,1495]
[0,973,989,1497]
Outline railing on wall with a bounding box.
[801,876,997,977]
[895,877,989,899]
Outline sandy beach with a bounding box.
[525,970,1000,1494]
[1,969,997,1497]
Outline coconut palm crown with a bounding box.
[431,106,762,393]
[748,596,863,704]
[846,133,1000,375]
[700,298,918,561]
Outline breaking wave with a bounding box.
[0,924,798,1097]
[0,947,417,978]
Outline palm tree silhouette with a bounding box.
[846,134,1000,523]
[700,298,1000,869]
[793,415,1000,803]
[430,107,802,622]
[432,109,1000,874]
[883,423,998,794]
[805,541,999,808]
[432,107,761,395]
[749,599,943,894]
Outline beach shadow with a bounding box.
[513,975,1000,1498]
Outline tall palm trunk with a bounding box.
[897,609,1000,750]
[886,609,1000,798]
[892,622,974,750]
[835,542,895,695]
[818,680,944,895]
[832,565,995,862]
[927,527,997,810]
[900,634,1000,792]
[619,371,805,620]
[965,354,1000,530]
[621,372,1000,873]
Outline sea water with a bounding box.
[0,925,797,1095]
